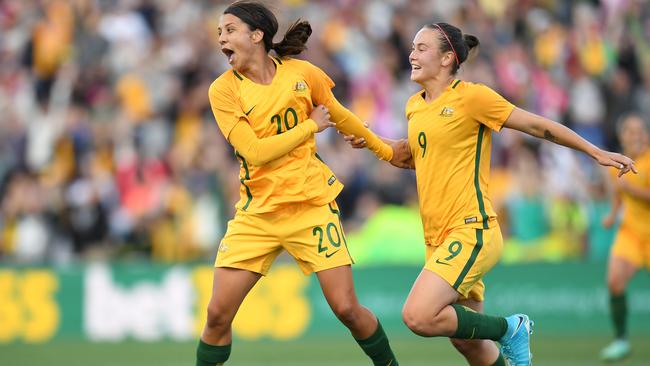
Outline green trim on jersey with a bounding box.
[473,124,489,228]
[235,151,253,210]
[232,70,243,80]
[453,229,484,289]
[452,79,461,89]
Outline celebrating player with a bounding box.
[344,22,636,366]
[195,2,400,366]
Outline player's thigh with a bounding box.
[315,265,361,312]
[424,226,502,302]
[216,210,283,275]
[610,227,643,269]
[283,201,353,275]
[403,268,459,320]
[206,267,262,324]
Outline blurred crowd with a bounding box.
[0,0,649,265]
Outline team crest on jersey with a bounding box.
[440,107,454,117]
[293,80,308,92]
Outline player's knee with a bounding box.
[331,301,359,326]
[402,307,436,336]
[607,276,626,295]
[205,303,232,330]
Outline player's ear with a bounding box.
[440,51,454,67]
[250,29,264,44]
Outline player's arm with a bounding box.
[503,108,637,177]
[617,180,650,203]
[325,98,394,161]
[345,133,414,169]
[227,118,317,166]
[210,80,333,165]
[302,61,393,161]
[602,183,622,228]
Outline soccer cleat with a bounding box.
[600,339,631,362]
[499,314,533,366]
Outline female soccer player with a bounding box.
[196,2,400,366]
[344,22,636,366]
[600,113,650,362]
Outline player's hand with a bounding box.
[341,122,369,149]
[310,105,335,132]
[389,139,414,169]
[593,150,637,177]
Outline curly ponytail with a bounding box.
[272,20,312,57]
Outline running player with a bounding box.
[600,113,650,362]
[196,2,400,366]
[344,22,636,366]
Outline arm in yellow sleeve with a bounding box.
[326,99,394,161]
[227,118,318,166]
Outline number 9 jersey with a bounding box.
[209,57,343,213]
[405,80,514,246]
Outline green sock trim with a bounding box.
[355,321,399,366]
[196,340,231,366]
[491,353,507,366]
[451,304,508,341]
[610,293,627,339]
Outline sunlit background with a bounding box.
[1,0,649,365]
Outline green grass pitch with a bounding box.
[2,335,649,365]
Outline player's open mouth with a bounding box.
[222,48,235,64]
[411,64,421,70]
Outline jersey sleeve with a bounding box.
[208,77,245,140]
[228,118,318,166]
[327,99,393,161]
[464,83,515,131]
[298,60,393,161]
[300,61,336,106]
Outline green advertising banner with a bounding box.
[0,262,648,344]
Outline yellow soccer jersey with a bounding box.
[406,80,515,245]
[209,57,343,213]
[618,150,650,236]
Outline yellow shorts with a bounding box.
[424,225,503,302]
[215,201,353,275]
[611,225,650,270]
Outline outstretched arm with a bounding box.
[326,98,394,161]
[503,107,637,177]
[341,124,414,169]
[602,185,621,229]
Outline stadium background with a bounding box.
[0,0,649,365]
